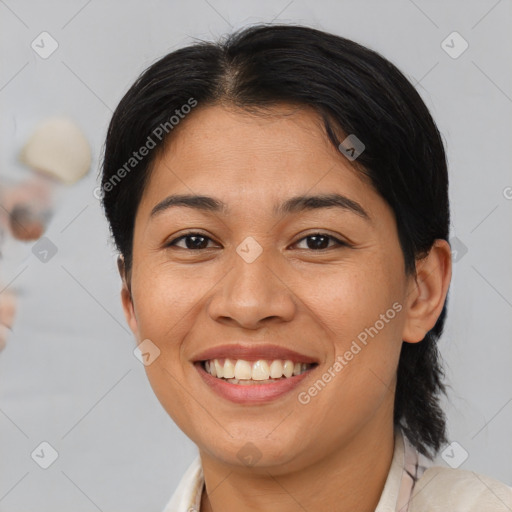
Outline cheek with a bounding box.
[298,253,405,399]
[303,255,404,344]
[292,267,404,446]
[132,262,207,334]
[129,263,210,431]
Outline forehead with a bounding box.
[136,103,379,219]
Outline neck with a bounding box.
[199,420,395,512]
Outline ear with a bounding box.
[402,239,452,343]
[117,255,139,338]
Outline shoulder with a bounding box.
[410,465,512,512]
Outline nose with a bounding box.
[207,246,297,330]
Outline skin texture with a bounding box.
[119,103,452,512]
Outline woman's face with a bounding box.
[122,103,418,472]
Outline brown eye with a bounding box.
[167,233,217,250]
[294,233,347,250]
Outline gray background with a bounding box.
[0,0,511,510]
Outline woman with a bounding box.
[100,24,511,512]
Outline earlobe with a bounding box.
[117,254,139,337]
[402,239,452,343]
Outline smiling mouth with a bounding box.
[200,358,318,385]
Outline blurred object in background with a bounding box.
[0,174,55,243]
[0,288,16,352]
[20,117,92,185]
[0,116,91,352]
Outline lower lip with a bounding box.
[194,362,315,404]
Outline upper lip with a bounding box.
[192,343,319,364]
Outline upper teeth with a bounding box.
[204,359,312,380]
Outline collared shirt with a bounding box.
[162,431,512,511]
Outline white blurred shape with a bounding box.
[20,117,91,185]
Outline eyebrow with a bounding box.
[276,193,369,220]
[150,194,226,217]
[150,193,370,220]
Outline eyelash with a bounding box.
[165,232,349,251]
